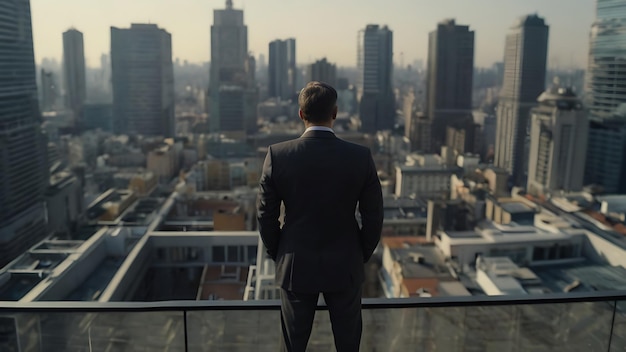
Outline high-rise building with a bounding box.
[268,38,296,100]
[0,0,48,268]
[62,29,86,131]
[111,24,174,137]
[586,0,626,117]
[40,69,58,111]
[308,58,336,87]
[445,122,481,156]
[209,0,257,137]
[494,15,549,187]
[84,103,113,132]
[358,24,395,133]
[585,116,626,194]
[527,87,587,196]
[426,19,475,152]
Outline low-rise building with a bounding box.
[147,145,178,183]
[437,197,587,269]
[395,153,462,199]
[379,237,469,298]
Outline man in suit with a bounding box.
[257,81,383,352]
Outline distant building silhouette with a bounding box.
[111,24,174,137]
[358,24,395,133]
[84,103,113,132]
[426,19,474,152]
[0,0,48,268]
[586,0,626,117]
[62,29,86,132]
[527,87,587,196]
[308,58,337,87]
[494,15,548,187]
[209,0,258,137]
[268,38,296,101]
[40,69,58,112]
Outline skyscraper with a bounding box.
[62,28,86,132]
[494,15,549,187]
[358,24,394,133]
[40,69,58,112]
[111,24,174,137]
[209,0,257,137]
[586,0,626,117]
[268,38,296,100]
[585,116,626,194]
[309,58,337,87]
[527,87,587,196]
[426,19,475,152]
[0,0,48,267]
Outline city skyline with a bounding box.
[31,0,594,69]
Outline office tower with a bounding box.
[585,116,626,194]
[40,69,58,111]
[209,0,257,137]
[358,24,395,133]
[527,87,587,196]
[336,78,357,115]
[482,115,497,161]
[587,0,626,117]
[0,0,48,268]
[62,29,86,131]
[494,15,548,187]
[84,103,113,132]
[308,58,337,87]
[403,89,416,137]
[426,19,475,152]
[445,121,481,155]
[268,38,296,100]
[111,24,174,137]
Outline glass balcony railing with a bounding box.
[0,291,625,351]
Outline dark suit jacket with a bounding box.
[257,129,383,293]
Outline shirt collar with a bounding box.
[304,126,335,134]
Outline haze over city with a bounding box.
[4,0,626,349]
[32,0,594,68]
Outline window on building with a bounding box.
[548,244,559,260]
[156,248,166,261]
[532,247,545,261]
[247,245,257,264]
[213,246,226,263]
[227,245,239,262]
[559,244,574,259]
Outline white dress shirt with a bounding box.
[304,126,335,134]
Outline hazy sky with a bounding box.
[31,0,595,69]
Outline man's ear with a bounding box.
[332,105,338,120]
[298,109,305,122]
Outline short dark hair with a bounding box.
[298,81,338,123]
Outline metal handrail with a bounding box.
[1,290,625,313]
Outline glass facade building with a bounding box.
[358,24,395,134]
[111,24,175,137]
[494,15,548,187]
[586,0,626,117]
[0,0,48,268]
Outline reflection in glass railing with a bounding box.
[1,297,624,351]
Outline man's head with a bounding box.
[298,81,338,126]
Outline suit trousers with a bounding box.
[279,285,363,352]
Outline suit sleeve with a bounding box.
[358,150,383,263]
[257,146,282,261]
